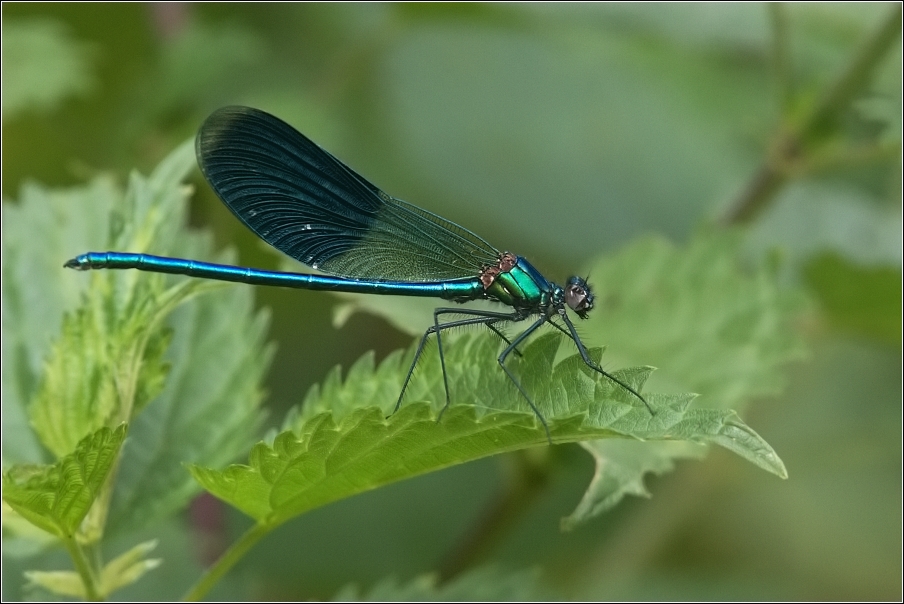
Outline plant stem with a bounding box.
[575,459,714,596]
[63,536,102,601]
[720,4,902,226]
[183,521,272,602]
[802,3,902,136]
[437,449,550,582]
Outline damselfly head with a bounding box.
[564,276,594,319]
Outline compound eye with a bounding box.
[564,276,594,318]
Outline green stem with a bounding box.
[576,460,713,594]
[720,4,902,226]
[63,536,103,601]
[182,521,272,601]
[437,449,550,582]
[802,3,902,135]
[718,158,789,226]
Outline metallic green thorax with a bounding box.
[483,255,551,309]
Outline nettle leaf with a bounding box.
[107,245,271,534]
[103,153,271,536]
[562,440,706,531]
[327,232,804,528]
[191,332,784,528]
[582,233,807,405]
[559,232,806,526]
[2,176,119,464]
[3,141,269,540]
[2,425,127,539]
[1,502,60,559]
[27,142,202,459]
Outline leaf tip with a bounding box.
[772,455,789,480]
[143,558,163,571]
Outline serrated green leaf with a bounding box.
[2,425,127,538]
[104,204,270,536]
[27,142,202,459]
[133,328,172,415]
[2,177,120,464]
[1,18,95,120]
[567,233,804,527]
[332,232,802,528]
[192,333,783,528]
[1,502,60,558]
[329,233,807,410]
[27,305,124,458]
[334,566,553,601]
[107,262,270,534]
[581,233,807,406]
[563,440,706,531]
[3,141,269,540]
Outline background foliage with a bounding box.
[2,3,900,601]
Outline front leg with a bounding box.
[393,307,528,419]
[558,312,653,415]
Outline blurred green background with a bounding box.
[2,3,900,601]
